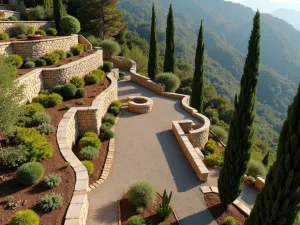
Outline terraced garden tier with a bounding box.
[0,78,109,225]
[0,35,67,43]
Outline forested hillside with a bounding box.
[118,0,300,153]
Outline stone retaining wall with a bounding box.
[11,35,78,59]
[255,176,265,191]
[0,9,21,19]
[0,41,13,54]
[17,49,103,103]
[0,21,54,35]
[57,70,119,225]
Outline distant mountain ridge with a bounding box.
[272,8,300,31]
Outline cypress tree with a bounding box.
[246,85,300,225]
[218,11,261,207]
[163,4,175,73]
[53,0,64,34]
[262,150,269,166]
[148,3,158,80]
[190,21,205,113]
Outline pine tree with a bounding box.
[163,4,175,73]
[246,85,300,225]
[262,150,269,166]
[78,0,126,39]
[53,0,64,34]
[218,11,261,207]
[190,21,205,113]
[148,3,158,80]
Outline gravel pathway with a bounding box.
[87,79,217,225]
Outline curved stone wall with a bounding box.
[0,21,54,35]
[57,70,119,225]
[11,35,78,59]
[17,49,103,103]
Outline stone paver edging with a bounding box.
[57,70,119,225]
[200,186,251,216]
[87,111,122,192]
[117,191,181,225]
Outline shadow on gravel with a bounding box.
[156,130,202,192]
[178,209,216,225]
[93,201,118,224]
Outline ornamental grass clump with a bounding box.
[37,123,55,134]
[99,40,120,60]
[43,174,61,188]
[82,160,94,174]
[79,146,99,160]
[16,162,44,186]
[79,132,101,150]
[10,210,39,225]
[128,181,155,207]
[31,112,51,126]
[155,73,180,92]
[39,194,63,212]
[70,76,85,88]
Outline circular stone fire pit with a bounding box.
[127,96,153,114]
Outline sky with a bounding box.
[227,0,300,13]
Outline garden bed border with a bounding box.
[57,69,119,225]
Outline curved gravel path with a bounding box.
[87,79,217,225]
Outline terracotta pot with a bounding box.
[27,34,44,40]
[245,179,254,186]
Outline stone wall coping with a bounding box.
[0,9,18,13]
[0,42,10,46]
[0,20,54,23]
[11,34,77,44]
[57,70,119,225]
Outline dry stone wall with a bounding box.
[0,21,54,35]
[57,70,119,225]
[11,35,78,59]
[1,10,20,19]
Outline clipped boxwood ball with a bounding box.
[62,83,77,99]
[60,15,81,35]
[35,59,47,67]
[85,74,100,85]
[100,130,114,140]
[108,106,119,116]
[16,162,44,186]
[102,61,113,72]
[75,88,87,99]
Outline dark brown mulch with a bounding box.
[0,78,109,225]
[204,193,246,225]
[17,50,95,76]
[73,139,110,186]
[120,193,179,225]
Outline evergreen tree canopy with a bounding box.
[163,4,175,73]
[148,3,158,80]
[78,0,126,39]
[53,0,64,34]
[262,150,269,166]
[246,84,300,225]
[191,21,205,113]
[218,11,261,207]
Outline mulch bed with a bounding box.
[120,193,179,225]
[0,78,109,225]
[204,193,246,225]
[17,50,95,76]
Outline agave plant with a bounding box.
[157,190,172,218]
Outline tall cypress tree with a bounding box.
[53,0,64,34]
[190,21,205,113]
[218,11,261,207]
[246,85,300,225]
[262,150,269,166]
[148,3,158,80]
[163,4,175,73]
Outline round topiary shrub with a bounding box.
[35,29,46,36]
[62,83,77,99]
[79,136,101,150]
[60,15,81,35]
[102,61,113,72]
[99,40,121,60]
[7,54,23,68]
[71,45,84,56]
[35,58,47,67]
[111,100,122,109]
[91,69,105,81]
[24,61,35,68]
[102,113,115,125]
[31,112,51,126]
[100,123,112,133]
[127,216,146,225]
[85,74,100,85]
[0,32,9,40]
[71,76,85,88]
[9,210,39,225]
[67,51,73,58]
[84,132,99,139]
[128,181,155,207]
[43,53,60,65]
[100,130,114,140]
[108,106,119,116]
[82,160,94,174]
[46,28,57,36]
[39,194,63,212]
[247,160,267,178]
[43,173,61,189]
[53,50,67,60]
[37,123,55,134]
[52,85,63,95]
[155,73,180,93]
[75,88,87,99]
[48,93,63,107]
[24,103,44,116]
[27,25,35,34]
[79,146,99,160]
[16,162,44,186]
